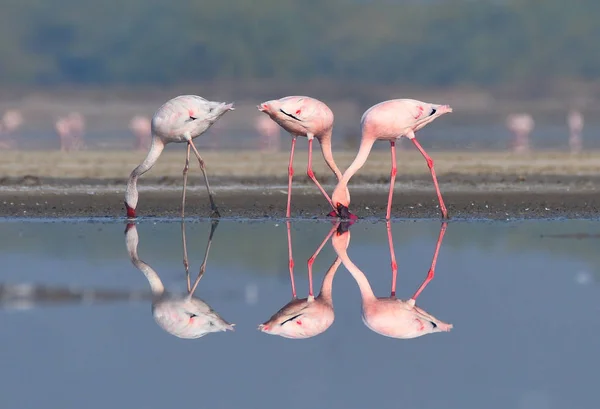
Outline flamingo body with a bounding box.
[258,96,342,217]
[125,95,234,218]
[259,296,335,339]
[331,98,452,219]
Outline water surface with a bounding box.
[0,219,598,409]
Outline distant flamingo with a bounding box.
[332,221,452,339]
[506,113,534,154]
[2,109,23,134]
[567,110,583,154]
[125,95,234,219]
[55,117,72,151]
[129,115,152,151]
[0,109,23,149]
[259,221,343,339]
[125,221,234,338]
[255,114,281,152]
[67,112,86,150]
[258,96,343,218]
[331,99,453,220]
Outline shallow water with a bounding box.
[0,219,598,409]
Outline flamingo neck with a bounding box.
[318,130,343,181]
[126,230,166,296]
[333,239,376,302]
[125,137,165,210]
[332,136,375,205]
[317,257,342,305]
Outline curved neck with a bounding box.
[126,229,166,296]
[125,137,165,208]
[341,136,375,186]
[317,257,342,304]
[332,235,376,302]
[318,130,342,181]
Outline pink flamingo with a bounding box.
[331,221,452,339]
[258,96,343,218]
[506,113,534,154]
[331,99,453,220]
[0,109,23,149]
[125,95,234,219]
[125,221,234,338]
[129,115,152,151]
[567,110,583,154]
[259,221,343,339]
[255,114,282,152]
[55,117,72,151]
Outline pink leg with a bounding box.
[386,141,397,220]
[307,223,338,298]
[286,220,297,298]
[286,136,297,218]
[411,138,448,219]
[307,137,336,212]
[386,220,398,298]
[410,222,448,301]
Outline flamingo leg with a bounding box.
[306,136,336,212]
[410,222,448,301]
[307,223,338,298]
[286,136,297,218]
[181,142,191,219]
[386,141,397,220]
[410,137,448,219]
[286,220,297,298]
[187,140,220,218]
[181,221,191,292]
[386,220,398,298]
[189,219,220,296]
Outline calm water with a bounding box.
[0,219,599,409]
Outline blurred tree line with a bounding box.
[0,0,597,87]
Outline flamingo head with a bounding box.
[124,201,136,219]
[329,184,357,220]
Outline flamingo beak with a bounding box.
[336,204,358,221]
[124,222,136,234]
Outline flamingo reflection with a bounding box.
[125,221,234,339]
[332,221,452,339]
[258,221,343,339]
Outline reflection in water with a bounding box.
[332,221,453,339]
[259,221,343,339]
[125,221,234,339]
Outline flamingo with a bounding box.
[257,96,343,218]
[567,110,583,154]
[124,95,234,219]
[255,114,282,152]
[331,99,453,221]
[129,115,152,151]
[258,221,343,339]
[506,113,534,154]
[55,117,72,151]
[124,221,234,339]
[331,221,452,339]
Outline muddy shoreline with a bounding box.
[0,175,598,219]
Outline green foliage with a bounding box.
[0,0,597,86]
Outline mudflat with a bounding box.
[0,150,598,219]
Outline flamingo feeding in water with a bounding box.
[257,96,344,218]
[124,95,234,219]
[125,221,234,338]
[258,221,343,339]
[331,221,452,339]
[331,99,453,220]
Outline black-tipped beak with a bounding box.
[336,221,352,234]
[336,204,358,221]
